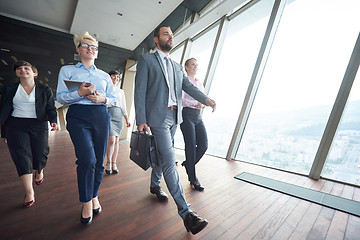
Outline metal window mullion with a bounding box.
[203,15,229,93]
[181,38,192,66]
[226,0,288,160]
[309,32,360,180]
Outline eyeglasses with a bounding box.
[78,42,98,51]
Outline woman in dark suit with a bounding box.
[0,60,58,207]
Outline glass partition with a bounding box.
[170,43,185,64]
[174,23,219,149]
[202,0,275,157]
[323,71,360,185]
[235,0,360,174]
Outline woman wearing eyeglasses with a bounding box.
[56,32,117,225]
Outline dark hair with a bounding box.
[108,70,120,76]
[13,60,38,79]
[154,25,171,38]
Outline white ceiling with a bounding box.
[0,0,183,51]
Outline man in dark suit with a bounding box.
[134,25,216,235]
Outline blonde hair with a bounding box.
[73,32,98,48]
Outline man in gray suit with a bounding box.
[134,25,216,235]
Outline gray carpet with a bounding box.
[235,172,360,217]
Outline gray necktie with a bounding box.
[165,57,176,103]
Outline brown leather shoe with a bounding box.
[150,186,168,201]
[183,212,208,235]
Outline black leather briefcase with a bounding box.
[129,131,158,170]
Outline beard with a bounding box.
[158,39,172,52]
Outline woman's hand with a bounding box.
[1,138,7,144]
[85,90,106,103]
[78,82,95,96]
[50,123,58,131]
[195,102,205,109]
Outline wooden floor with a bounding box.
[1,130,360,240]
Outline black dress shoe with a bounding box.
[183,212,208,235]
[93,206,102,216]
[190,182,204,191]
[181,161,187,167]
[150,186,168,201]
[80,207,93,225]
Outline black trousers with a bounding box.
[180,107,208,182]
[6,117,49,177]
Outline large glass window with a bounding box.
[187,24,219,82]
[170,43,185,64]
[236,0,360,174]
[202,0,275,157]
[323,71,360,185]
[174,23,219,149]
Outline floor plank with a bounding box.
[1,130,360,240]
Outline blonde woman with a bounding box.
[56,32,117,225]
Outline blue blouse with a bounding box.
[56,62,117,106]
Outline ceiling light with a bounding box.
[1,48,10,52]
[1,59,8,65]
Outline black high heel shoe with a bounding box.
[190,182,204,191]
[93,206,102,216]
[80,206,93,225]
[105,162,112,175]
[112,163,118,174]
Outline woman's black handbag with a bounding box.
[129,131,158,170]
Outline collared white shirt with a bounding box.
[156,49,177,106]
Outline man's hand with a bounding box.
[137,123,150,133]
[78,82,95,97]
[85,90,106,103]
[205,98,216,112]
[1,138,7,144]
